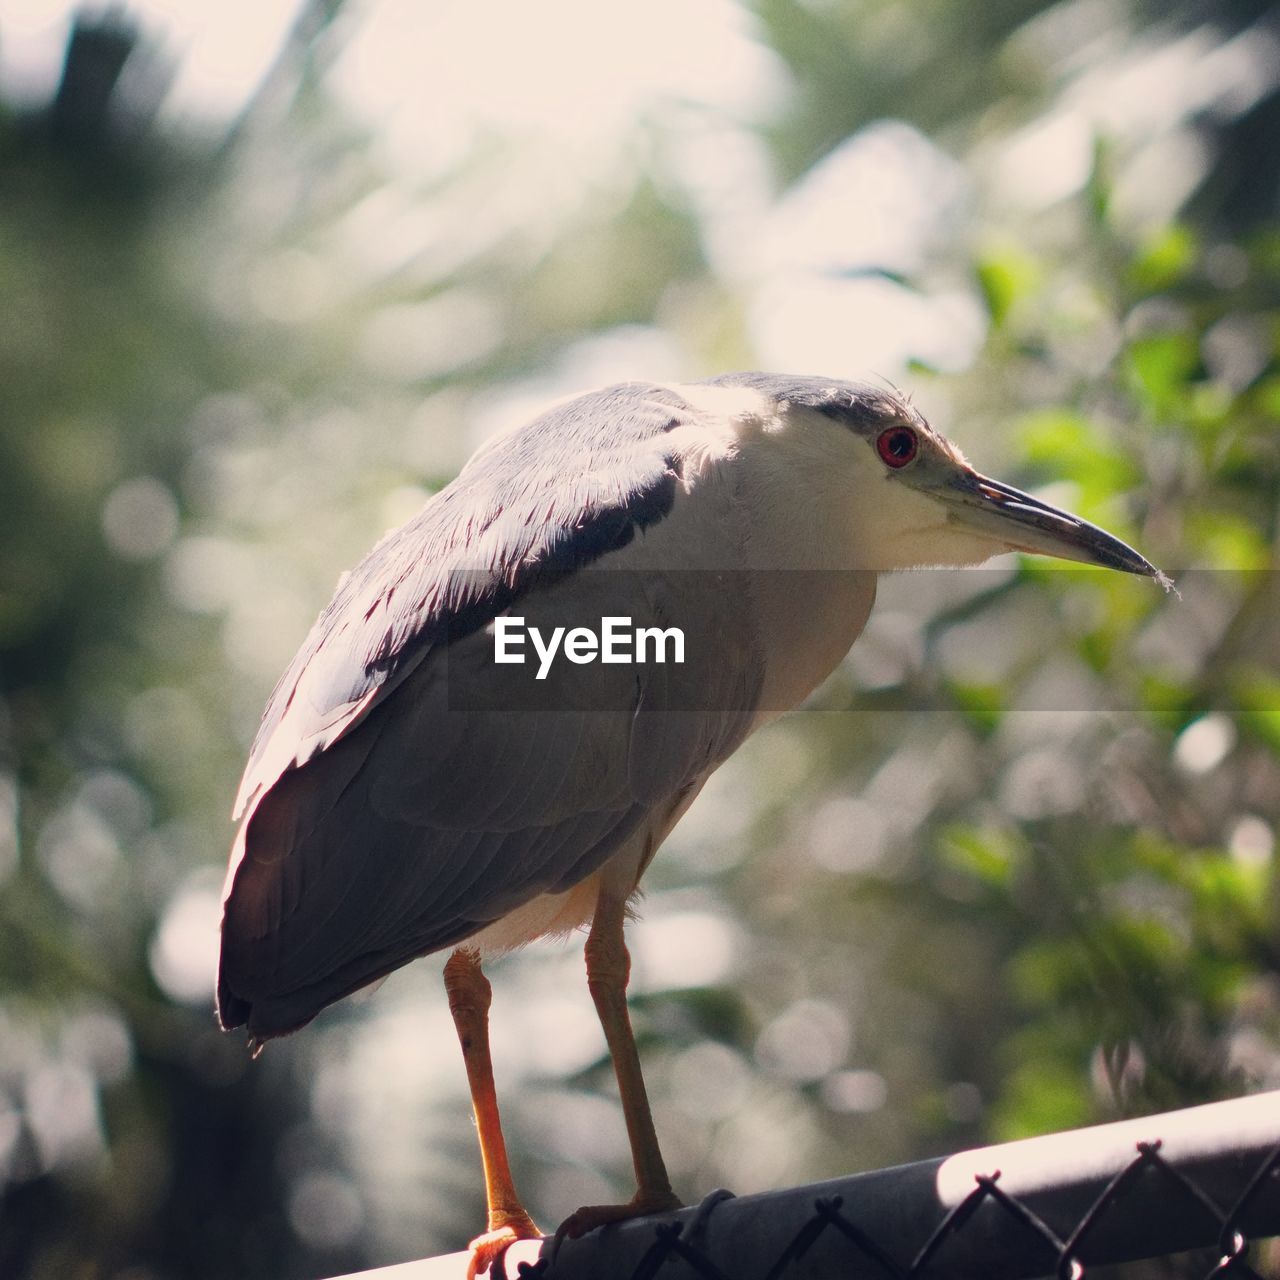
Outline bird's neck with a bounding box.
[717,426,881,718]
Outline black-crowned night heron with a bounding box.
[218,373,1163,1275]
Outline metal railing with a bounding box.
[327,1089,1280,1280]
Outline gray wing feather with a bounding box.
[232,382,696,820]
[223,570,757,1003]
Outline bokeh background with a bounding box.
[2,1,1278,1277]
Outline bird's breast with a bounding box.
[744,567,876,722]
[616,440,881,723]
[724,435,880,722]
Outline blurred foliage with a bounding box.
[0,1,1277,1278]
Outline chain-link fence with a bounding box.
[328,1089,1280,1280]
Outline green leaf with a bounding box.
[1251,373,1280,420]
[1016,409,1141,500]
[1128,224,1198,293]
[976,244,1041,329]
[1233,674,1280,755]
[1190,855,1269,923]
[1124,332,1199,420]
[992,1057,1093,1140]
[1184,513,1270,571]
[939,824,1023,888]
[1138,674,1194,729]
[949,681,1004,733]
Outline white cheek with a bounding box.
[849,476,947,569]
[855,473,1025,570]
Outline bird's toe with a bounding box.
[465,1214,543,1279]
[554,1189,683,1245]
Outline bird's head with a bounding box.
[721,374,1165,582]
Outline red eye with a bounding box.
[876,426,918,468]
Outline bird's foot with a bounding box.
[466,1210,543,1279]
[555,1188,683,1243]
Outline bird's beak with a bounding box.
[939,470,1160,577]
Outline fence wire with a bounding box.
[327,1089,1280,1280]
[532,1140,1280,1280]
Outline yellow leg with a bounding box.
[443,947,542,1277]
[557,892,681,1240]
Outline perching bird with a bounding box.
[218,372,1163,1275]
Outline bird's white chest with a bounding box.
[746,563,876,722]
[619,430,880,723]
[730,449,878,721]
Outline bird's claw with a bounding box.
[553,1188,683,1252]
[466,1214,543,1279]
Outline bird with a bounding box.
[217,371,1164,1276]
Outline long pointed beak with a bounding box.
[941,470,1161,577]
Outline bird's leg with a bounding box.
[443,946,542,1277]
[557,891,681,1240]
